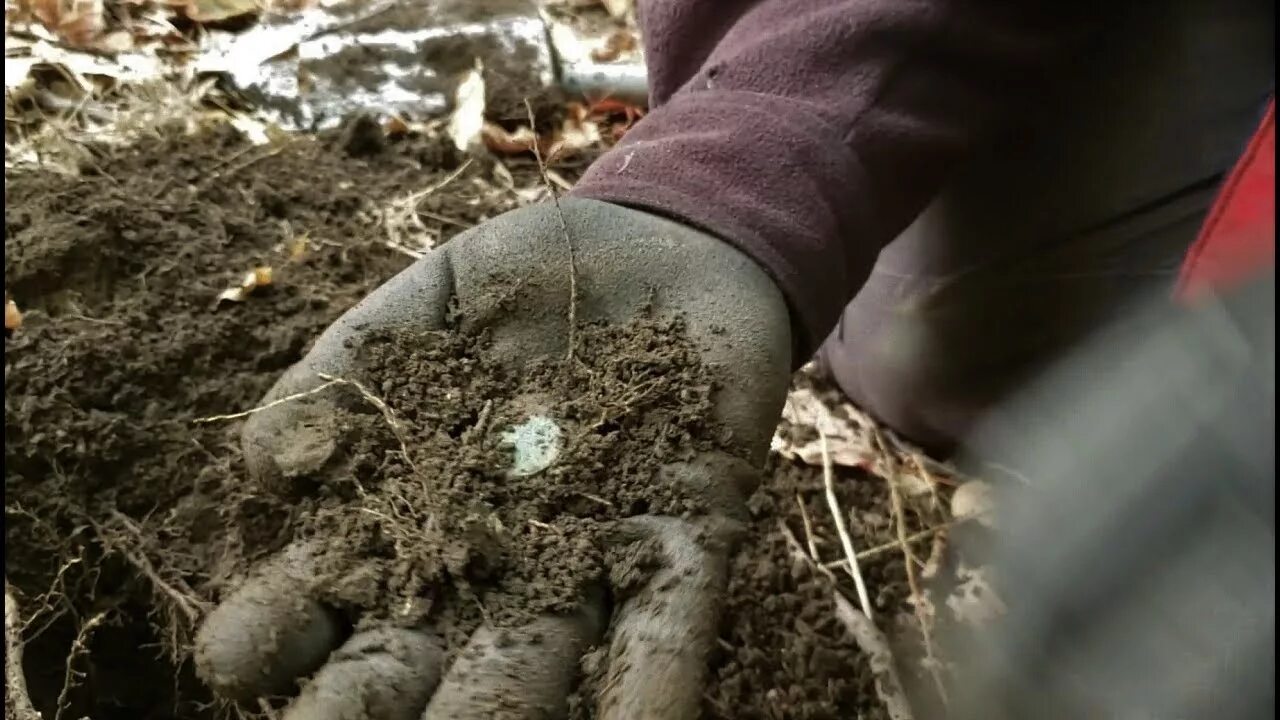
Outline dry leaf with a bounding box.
[31,0,107,48]
[5,299,23,331]
[773,387,875,467]
[483,104,604,161]
[447,62,486,153]
[590,30,638,63]
[950,480,996,529]
[93,30,135,53]
[286,234,309,261]
[772,386,933,496]
[216,266,273,304]
[481,122,539,155]
[178,0,259,23]
[600,0,630,18]
[29,0,63,29]
[384,115,409,137]
[545,111,601,161]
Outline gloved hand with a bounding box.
[192,198,792,719]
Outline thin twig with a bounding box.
[795,494,821,561]
[192,379,342,424]
[53,610,110,720]
[820,428,875,623]
[909,452,945,513]
[316,372,419,477]
[410,158,475,204]
[5,582,40,720]
[832,592,917,720]
[876,429,949,706]
[194,146,286,192]
[779,523,916,720]
[381,156,474,259]
[19,556,82,636]
[820,519,959,567]
[779,520,835,580]
[575,491,615,508]
[106,511,210,626]
[525,98,578,362]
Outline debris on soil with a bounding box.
[5,116,962,720]
[5,582,40,720]
[2,121,586,719]
[704,459,912,720]
[4,297,21,332]
[215,266,273,305]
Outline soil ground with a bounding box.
[5,124,933,719]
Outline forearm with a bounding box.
[571,0,1080,356]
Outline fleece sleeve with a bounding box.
[568,0,1080,356]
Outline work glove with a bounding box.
[193,198,793,719]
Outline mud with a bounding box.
[5,124,919,719]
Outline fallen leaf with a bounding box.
[31,0,107,48]
[447,62,486,153]
[216,266,273,304]
[228,113,273,145]
[177,0,259,23]
[600,0,630,18]
[590,29,638,63]
[771,385,933,496]
[5,298,23,331]
[384,115,409,137]
[950,480,996,529]
[551,106,602,156]
[29,0,63,29]
[480,122,539,155]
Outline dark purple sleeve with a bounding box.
[568,0,1077,356]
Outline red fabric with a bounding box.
[1177,98,1276,301]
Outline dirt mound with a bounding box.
[5,125,922,719]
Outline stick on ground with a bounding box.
[192,379,342,424]
[524,98,578,362]
[832,591,917,720]
[876,429,949,705]
[779,523,917,720]
[5,582,40,720]
[819,428,875,623]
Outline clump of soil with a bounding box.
[290,313,722,647]
[5,121,926,720]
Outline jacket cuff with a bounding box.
[569,89,879,360]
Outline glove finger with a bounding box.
[241,249,456,496]
[421,601,604,720]
[195,542,343,702]
[281,626,445,720]
[594,515,733,720]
